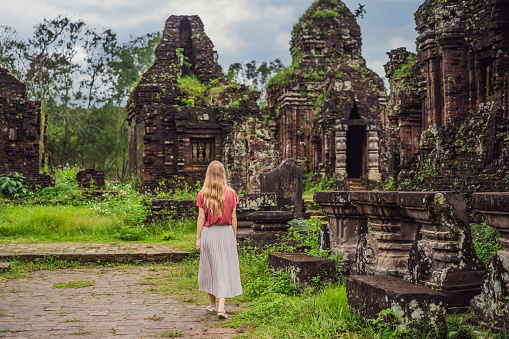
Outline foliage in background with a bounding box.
[227,59,285,105]
[303,172,335,195]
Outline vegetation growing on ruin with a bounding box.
[393,54,417,80]
[176,74,255,108]
[291,0,346,40]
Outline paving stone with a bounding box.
[0,265,239,338]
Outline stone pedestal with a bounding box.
[398,192,485,307]
[244,211,294,248]
[350,191,420,278]
[236,193,277,245]
[471,193,509,327]
[346,275,446,334]
[314,191,367,275]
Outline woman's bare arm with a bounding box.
[196,207,206,251]
[231,207,237,238]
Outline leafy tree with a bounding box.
[1,16,160,180]
[227,59,285,105]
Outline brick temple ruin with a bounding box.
[265,0,386,190]
[383,0,509,195]
[127,15,279,192]
[0,68,52,188]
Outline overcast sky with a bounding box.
[0,0,423,83]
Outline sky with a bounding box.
[0,0,423,84]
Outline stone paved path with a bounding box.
[0,265,241,338]
[0,243,190,263]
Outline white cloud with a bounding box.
[0,0,423,80]
[274,32,291,51]
[389,36,416,51]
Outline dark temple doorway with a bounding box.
[346,125,366,178]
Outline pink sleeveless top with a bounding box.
[196,187,238,226]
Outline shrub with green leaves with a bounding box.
[0,172,27,197]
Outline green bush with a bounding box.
[0,172,27,197]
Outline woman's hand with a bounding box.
[196,239,200,252]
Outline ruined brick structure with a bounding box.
[265,0,386,190]
[0,68,52,188]
[127,15,279,192]
[384,0,509,194]
[383,48,422,179]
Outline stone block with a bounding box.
[350,191,419,278]
[268,253,337,288]
[260,159,303,217]
[0,262,10,272]
[249,211,294,223]
[346,275,446,334]
[314,191,367,275]
[243,231,288,248]
[237,193,277,213]
[77,168,105,189]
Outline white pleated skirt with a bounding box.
[198,225,243,298]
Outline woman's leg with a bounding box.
[208,293,216,309]
[217,297,226,314]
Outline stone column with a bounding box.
[236,193,277,245]
[398,192,485,308]
[334,123,348,190]
[366,125,381,182]
[350,191,420,278]
[471,193,509,327]
[314,191,367,275]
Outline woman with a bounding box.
[195,160,242,319]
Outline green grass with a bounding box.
[54,280,94,289]
[0,204,196,249]
[158,329,183,338]
[0,204,119,241]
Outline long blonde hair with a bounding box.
[202,160,228,217]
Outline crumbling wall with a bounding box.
[265,0,386,188]
[224,117,280,193]
[127,15,279,190]
[382,48,422,180]
[0,68,52,188]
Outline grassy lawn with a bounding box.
[0,167,197,250]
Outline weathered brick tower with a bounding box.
[265,0,386,189]
[0,68,52,188]
[127,15,279,192]
[383,0,509,194]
